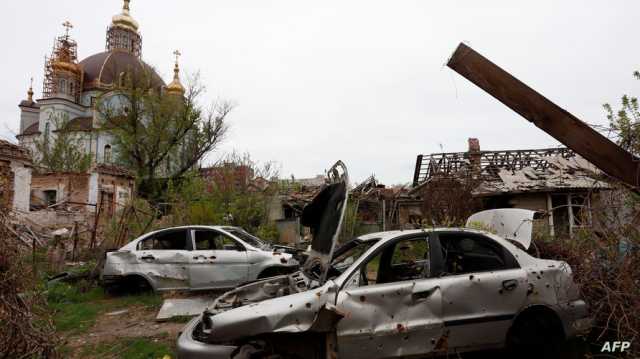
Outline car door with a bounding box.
[335,234,445,359]
[434,231,528,351]
[135,228,191,290]
[188,228,249,289]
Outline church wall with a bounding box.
[20,107,39,133]
[37,101,91,133]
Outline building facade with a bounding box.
[16,0,185,166]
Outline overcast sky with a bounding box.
[1,1,638,184]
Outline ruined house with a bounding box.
[411,138,610,237]
[27,164,134,228]
[0,140,33,212]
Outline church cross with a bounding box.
[173,50,182,64]
[62,21,73,36]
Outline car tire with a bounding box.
[506,309,565,359]
[123,275,153,294]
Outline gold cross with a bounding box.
[62,21,73,36]
[123,0,131,11]
[173,50,182,64]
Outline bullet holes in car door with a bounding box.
[436,232,526,348]
[189,229,249,289]
[135,229,191,290]
[336,235,444,359]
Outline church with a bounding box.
[16,0,186,165]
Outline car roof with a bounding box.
[355,227,510,243]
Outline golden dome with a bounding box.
[52,60,81,75]
[166,50,185,96]
[111,0,139,32]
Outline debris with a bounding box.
[106,309,129,316]
[156,297,211,321]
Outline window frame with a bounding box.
[191,229,246,252]
[137,228,193,251]
[433,231,519,277]
[342,233,440,289]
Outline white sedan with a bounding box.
[101,226,299,292]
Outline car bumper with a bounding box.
[177,317,238,359]
[558,300,592,338]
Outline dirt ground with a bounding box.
[63,304,184,356]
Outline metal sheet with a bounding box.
[156,297,212,321]
[466,209,536,249]
[447,43,640,188]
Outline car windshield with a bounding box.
[226,229,269,249]
[330,239,378,275]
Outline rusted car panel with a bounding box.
[177,224,589,359]
[101,226,298,292]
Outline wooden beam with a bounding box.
[447,43,640,188]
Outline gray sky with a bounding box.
[1,1,638,184]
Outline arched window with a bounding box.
[44,122,50,142]
[60,79,67,94]
[119,72,126,87]
[104,144,112,163]
[69,81,75,96]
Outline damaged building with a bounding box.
[411,138,610,237]
[27,164,134,227]
[0,140,33,212]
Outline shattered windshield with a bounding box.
[226,229,269,249]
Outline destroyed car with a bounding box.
[177,164,589,358]
[101,226,299,292]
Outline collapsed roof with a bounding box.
[413,141,608,196]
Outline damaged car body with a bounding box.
[177,165,590,358]
[101,226,299,292]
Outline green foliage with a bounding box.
[33,111,92,172]
[256,222,280,242]
[603,71,640,156]
[339,200,363,243]
[47,282,105,334]
[47,281,162,335]
[161,160,279,237]
[80,336,174,359]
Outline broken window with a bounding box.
[551,194,570,237]
[438,233,517,275]
[550,193,591,237]
[357,236,430,286]
[43,190,57,207]
[570,194,590,227]
[104,145,112,163]
[193,230,243,251]
[139,230,188,250]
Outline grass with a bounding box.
[46,280,176,358]
[80,336,173,359]
[47,281,162,335]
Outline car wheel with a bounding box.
[123,275,153,294]
[506,310,564,359]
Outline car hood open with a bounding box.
[300,161,349,284]
[466,208,538,249]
